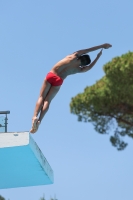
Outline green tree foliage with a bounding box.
[39,194,45,200]
[40,197,45,200]
[39,194,57,200]
[50,198,57,200]
[70,52,133,150]
[0,195,5,200]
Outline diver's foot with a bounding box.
[32,116,39,129]
[30,121,41,134]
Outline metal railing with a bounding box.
[0,111,10,132]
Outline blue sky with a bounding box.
[0,0,133,199]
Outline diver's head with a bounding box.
[78,54,91,66]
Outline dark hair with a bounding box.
[78,54,91,66]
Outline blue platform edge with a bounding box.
[0,132,54,189]
[29,134,54,183]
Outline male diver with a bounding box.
[30,43,112,133]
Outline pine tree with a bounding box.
[40,194,45,200]
[39,194,58,200]
[0,195,5,200]
[70,51,133,150]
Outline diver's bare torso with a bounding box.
[50,53,81,79]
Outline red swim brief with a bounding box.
[46,72,63,86]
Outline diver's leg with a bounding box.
[31,85,61,133]
[31,79,51,130]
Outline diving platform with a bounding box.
[0,132,54,189]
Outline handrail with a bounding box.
[0,111,10,132]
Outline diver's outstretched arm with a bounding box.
[75,43,112,56]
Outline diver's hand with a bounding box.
[97,49,103,58]
[103,43,112,49]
